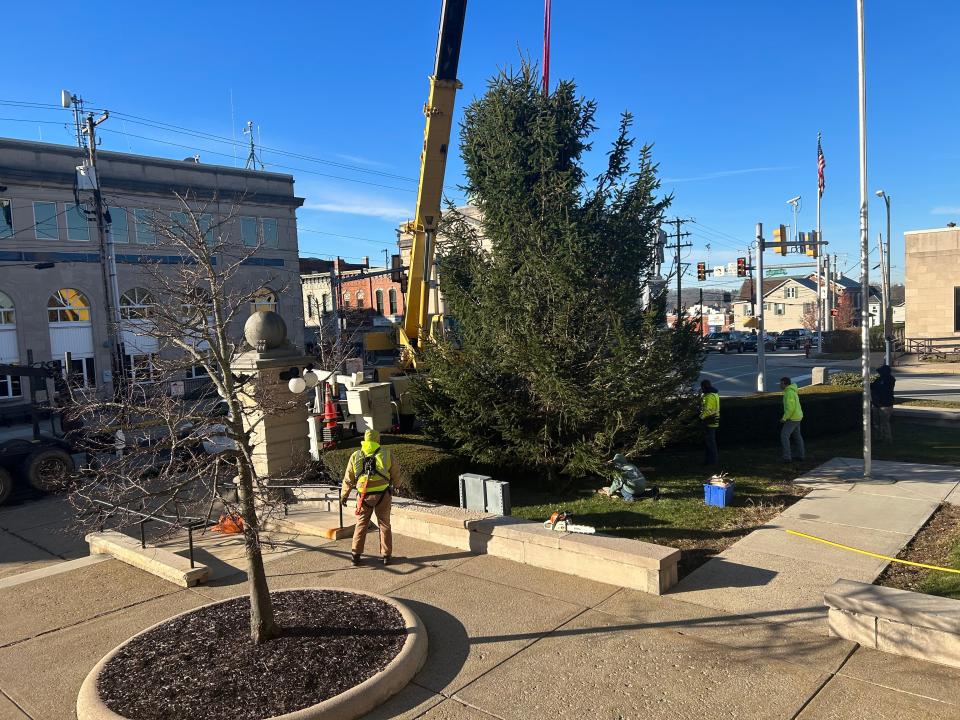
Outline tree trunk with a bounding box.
[237,468,279,644]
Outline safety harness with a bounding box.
[353,449,392,515]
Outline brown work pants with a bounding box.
[352,491,392,557]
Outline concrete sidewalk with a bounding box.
[671,457,960,635]
[3,533,960,719]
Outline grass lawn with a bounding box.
[512,421,960,577]
[876,504,960,600]
[898,398,960,410]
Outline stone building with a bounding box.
[904,226,960,339]
[0,137,303,401]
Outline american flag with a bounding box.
[817,134,826,196]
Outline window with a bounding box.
[0,199,12,238]
[170,211,190,240]
[240,216,258,247]
[388,288,398,315]
[107,207,129,243]
[48,288,91,323]
[784,286,797,299]
[250,288,277,314]
[200,213,215,245]
[262,218,278,248]
[375,289,384,314]
[306,294,315,318]
[774,303,786,316]
[343,292,351,308]
[33,201,59,240]
[0,291,20,398]
[134,209,156,244]
[65,204,90,241]
[57,357,96,389]
[187,364,209,379]
[322,293,330,312]
[955,287,960,332]
[356,291,364,309]
[120,288,154,320]
[124,353,155,383]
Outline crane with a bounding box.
[396,0,468,368]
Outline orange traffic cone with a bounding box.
[322,384,339,449]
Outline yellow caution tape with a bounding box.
[785,529,960,575]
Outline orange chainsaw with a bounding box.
[543,510,596,534]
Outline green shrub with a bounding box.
[321,433,467,503]
[830,371,879,388]
[675,385,861,447]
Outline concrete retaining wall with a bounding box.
[825,579,960,668]
[390,498,680,595]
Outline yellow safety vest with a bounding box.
[352,443,392,494]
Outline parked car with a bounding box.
[703,332,745,353]
[775,328,814,350]
[740,333,776,352]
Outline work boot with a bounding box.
[351,553,361,566]
[382,555,391,566]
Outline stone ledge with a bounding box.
[87,531,209,588]
[825,579,960,669]
[391,499,680,595]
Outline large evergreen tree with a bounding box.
[411,64,703,485]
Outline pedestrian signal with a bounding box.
[806,230,819,257]
[774,225,788,255]
[697,262,707,281]
[831,308,838,317]
[736,257,747,277]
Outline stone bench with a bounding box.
[390,498,680,595]
[825,579,960,668]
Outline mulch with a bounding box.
[97,590,407,720]
[875,503,960,593]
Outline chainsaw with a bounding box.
[543,510,596,534]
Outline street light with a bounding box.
[787,196,802,243]
[875,190,893,366]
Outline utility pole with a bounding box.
[876,190,893,365]
[666,218,692,321]
[77,107,122,390]
[756,223,766,393]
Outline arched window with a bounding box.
[343,291,351,308]
[322,293,330,312]
[356,290,365,310]
[306,294,315,319]
[120,287,154,320]
[48,288,91,323]
[388,288,398,315]
[0,291,20,398]
[47,289,95,387]
[375,289,384,314]
[250,288,277,314]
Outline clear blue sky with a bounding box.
[3,1,957,285]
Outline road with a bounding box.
[700,351,960,402]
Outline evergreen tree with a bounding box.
[411,63,703,485]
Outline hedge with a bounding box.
[321,433,466,503]
[714,385,861,444]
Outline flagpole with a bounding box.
[543,0,552,95]
[856,0,872,479]
[817,132,823,353]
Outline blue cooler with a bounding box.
[704,482,735,507]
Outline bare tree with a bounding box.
[801,302,817,332]
[69,192,308,644]
[834,292,857,330]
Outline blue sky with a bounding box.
[3,1,957,285]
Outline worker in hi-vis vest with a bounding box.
[700,379,720,466]
[341,429,401,566]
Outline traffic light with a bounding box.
[806,230,819,257]
[736,257,747,277]
[696,262,707,281]
[831,308,838,317]
[774,224,788,255]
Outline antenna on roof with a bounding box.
[243,121,263,171]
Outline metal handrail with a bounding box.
[267,481,345,529]
[88,498,208,568]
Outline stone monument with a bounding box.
[231,311,311,478]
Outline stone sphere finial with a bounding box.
[244,311,287,352]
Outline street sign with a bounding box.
[713,266,726,277]
[765,268,787,277]
[170,380,184,397]
[726,261,737,275]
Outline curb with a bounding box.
[77,588,427,720]
[894,406,960,422]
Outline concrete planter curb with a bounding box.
[77,588,427,720]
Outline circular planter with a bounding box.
[77,589,427,720]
